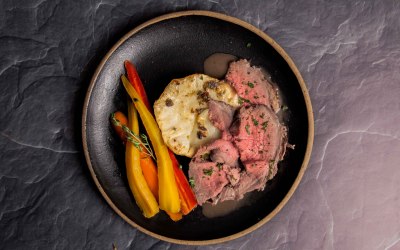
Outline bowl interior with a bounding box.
[84,13,311,242]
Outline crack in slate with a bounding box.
[1,131,78,154]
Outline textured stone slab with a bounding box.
[1,0,399,249]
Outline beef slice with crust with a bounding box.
[225,59,280,112]
[189,139,241,204]
[216,105,287,202]
[188,162,229,205]
[208,100,236,140]
[192,139,240,167]
[230,105,286,163]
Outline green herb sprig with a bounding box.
[111,113,155,160]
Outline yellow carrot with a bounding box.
[111,111,159,201]
[122,75,181,213]
[125,101,159,218]
[166,211,183,222]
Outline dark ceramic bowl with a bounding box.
[82,11,314,245]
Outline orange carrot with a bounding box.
[111,111,128,144]
[166,211,183,222]
[111,111,159,201]
[139,155,159,201]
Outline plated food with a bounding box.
[112,56,289,221]
[82,10,313,245]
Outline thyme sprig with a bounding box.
[111,113,155,160]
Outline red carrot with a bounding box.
[168,151,198,215]
[124,60,152,113]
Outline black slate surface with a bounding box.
[1,0,400,249]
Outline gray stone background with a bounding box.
[1,0,399,249]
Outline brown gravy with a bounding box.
[203,53,238,78]
[202,193,253,218]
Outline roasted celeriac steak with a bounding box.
[154,74,240,157]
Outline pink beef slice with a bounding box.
[230,105,286,163]
[223,164,241,186]
[208,100,236,132]
[213,161,267,203]
[214,187,236,203]
[188,162,229,205]
[192,139,239,167]
[225,59,280,112]
[216,162,268,202]
[217,160,281,202]
[189,139,241,204]
[214,105,288,202]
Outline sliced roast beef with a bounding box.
[190,105,287,204]
[188,60,290,205]
[223,164,241,186]
[192,139,239,167]
[188,161,229,205]
[214,186,236,203]
[216,161,270,202]
[215,105,287,202]
[208,100,236,132]
[230,105,286,163]
[225,59,280,112]
[232,171,266,197]
[215,174,265,202]
[189,139,241,204]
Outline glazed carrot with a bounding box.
[139,156,159,201]
[111,111,159,201]
[166,211,183,222]
[125,102,159,218]
[122,75,181,213]
[168,151,198,215]
[124,60,152,112]
[123,61,198,214]
[112,111,180,220]
[111,111,128,144]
